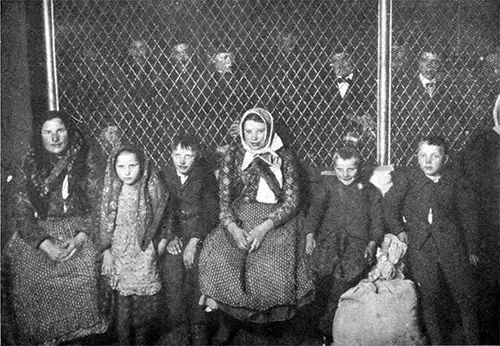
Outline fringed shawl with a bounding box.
[99,142,167,252]
[24,129,88,218]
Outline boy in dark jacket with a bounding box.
[160,135,219,345]
[384,136,480,345]
[303,146,384,341]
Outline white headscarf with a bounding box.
[239,108,284,203]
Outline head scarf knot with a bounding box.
[239,108,284,203]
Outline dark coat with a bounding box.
[383,166,479,255]
[327,70,376,134]
[383,166,481,345]
[312,69,377,166]
[459,129,500,231]
[304,175,384,281]
[391,73,460,163]
[304,175,384,242]
[162,159,219,243]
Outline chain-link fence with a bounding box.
[53,0,498,169]
[391,0,499,165]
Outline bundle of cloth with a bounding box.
[332,234,424,346]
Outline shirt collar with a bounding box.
[337,73,354,82]
[425,174,441,183]
[419,73,436,87]
[176,171,188,184]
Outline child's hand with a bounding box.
[102,249,115,276]
[167,237,183,255]
[183,238,199,269]
[364,241,377,264]
[469,253,479,266]
[158,238,167,256]
[305,233,316,255]
[397,231,408,244]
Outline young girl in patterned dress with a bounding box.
[99,142,168,345]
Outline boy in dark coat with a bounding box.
[303,146,384,341]
[160,135,219,345]
[384,136,480,345]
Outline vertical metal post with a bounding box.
[377,0,392,165]
[43,0,58,111]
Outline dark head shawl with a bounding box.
[24,110,89,218]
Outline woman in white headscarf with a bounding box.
[198,108,314,333]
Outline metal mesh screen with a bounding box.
[53,0,498,169]
[391,0,499,165]
[54,0,379,168]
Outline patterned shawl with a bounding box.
[24,129,88,218]
[99,142,164,251]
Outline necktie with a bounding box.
[337,76,352,85]
[425,81,435,89]
[425,81,436,96]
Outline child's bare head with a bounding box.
[333,146,362,186]
[170,135,201,175]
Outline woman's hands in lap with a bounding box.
[39,232,88,262]
[60,232,88,261]
[227,223,249,250]
[228,220,274,252]
[247,219,274,253]
[39,239,69,262]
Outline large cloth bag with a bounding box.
[332,234,424,346]
[333,279,423,346]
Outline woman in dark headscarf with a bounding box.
[198,108,314,338]
[5,110,108,344]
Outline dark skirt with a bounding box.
[199,202,314,323]
[5,216,108,345]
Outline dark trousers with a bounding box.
[317,276,355,338]
[115,291,161,346]
[408,238,480,345]
[162,250,206,335]
[474,224,499,345]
